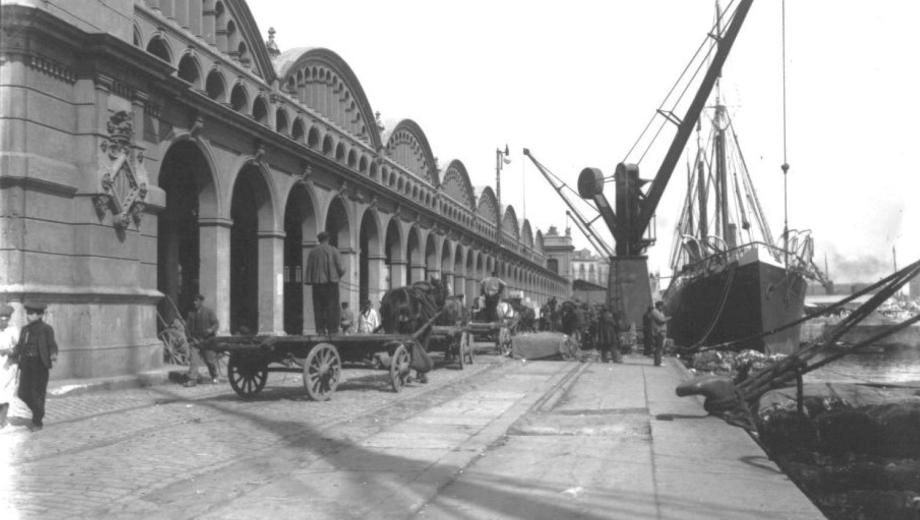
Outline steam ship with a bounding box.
[662,96,819,355]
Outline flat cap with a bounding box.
[23,300,47,312]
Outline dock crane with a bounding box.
[522,149,615,259]
[571,0,754,326]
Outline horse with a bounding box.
[378,278,451,382]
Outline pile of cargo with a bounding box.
[758,387,920,519]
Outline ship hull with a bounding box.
[665,259,807,355]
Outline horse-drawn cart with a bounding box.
[202,333,422,401]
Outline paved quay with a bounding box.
[1,349,825,519]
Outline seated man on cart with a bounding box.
[479,270,506,322]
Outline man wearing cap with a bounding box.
[304,231,345,335]
[13,301,57,431]
[184,294,220,387]
[0,303,20,429]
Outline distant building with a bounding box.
[572,248,609,286]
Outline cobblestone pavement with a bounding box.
[0,346,520,520]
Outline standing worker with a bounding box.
[596,306,621,363]
[642,305,654,357]
[13,301,58,431]
[0,303,20,429]
[651,301,671,367]
[184,294,220,387]
[304,231,345,336]
[479,270,506,322]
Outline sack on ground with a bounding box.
[409,342,433,372]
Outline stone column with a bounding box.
[389,261,407,289]
[301,239,317,334]
[367,254,388,305]
[410,263,427,284]
[454,273,466,300]
[199,218,232,335]
[340,248,358,306]
[257,230,285,335]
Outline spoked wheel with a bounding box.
[228,353,268,398]
[461,331,474,366]
[389,344,411,392]
[303,342,341,401]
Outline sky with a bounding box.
[248,0,919,284]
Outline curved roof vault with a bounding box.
[225,0,277,83]
[385,119,439,186]
[274,47,382,150]
[440,159,476,209]
[502,206,520,242]
[476,186,499,225]
[521,220,534,248]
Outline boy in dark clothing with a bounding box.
[14,301,58,431]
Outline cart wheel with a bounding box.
[390,344,411,392]
[303,342,341,401]
[228,353,268,398]
[461,331,474,366]
[498,327,512,356]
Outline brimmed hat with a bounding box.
[23,300,47,312]
[0,303,13,317]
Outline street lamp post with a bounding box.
[495,144,510,274]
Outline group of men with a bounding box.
[0,301,58,432]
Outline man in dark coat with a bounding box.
[13,301,58,431]
[184,294,220,387]
[304,231,346,335]
[596,306,621,363]
[642,305,654,357]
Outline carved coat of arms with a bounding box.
[93,111,149,229]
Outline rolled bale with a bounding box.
[510,331,578,361]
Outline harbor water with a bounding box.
[804,344,920,386]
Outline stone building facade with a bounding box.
[0,0,571,379]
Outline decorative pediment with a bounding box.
[93,111,149,231]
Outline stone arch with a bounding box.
[230,82,248,111]
[177,52,201,88]
[452,244,464,299]
[228,160,276,333]
[425,232,438,278]
[252,95,268,124]
[307,126,320,148]
[275,108,289,134]
[214,0,277,81]
[146,34,172,63]
[384,217,404,289]
[325,195,352,250]
[406,225,422,285]
[156,138,219,327]
[291,117,305,141]
[358,207,383,305]
[282,182,317,334]
[205,69,226,101]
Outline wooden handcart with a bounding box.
[201,333,421,401]
[428,325,475,369]
[464,320,512,356]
